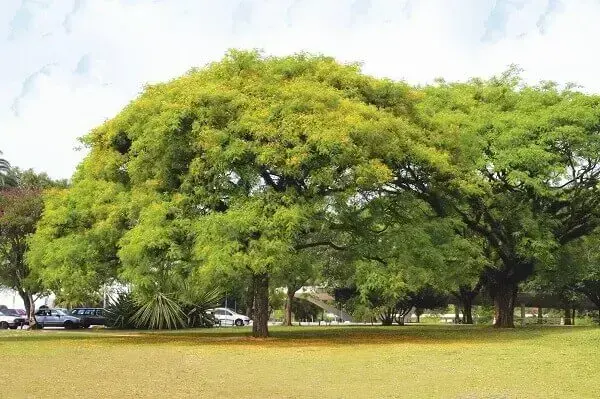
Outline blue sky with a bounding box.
[0,0,598,179]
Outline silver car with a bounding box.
[208,308,251,327]
[35,308,81,329]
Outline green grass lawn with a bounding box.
[1,325,599,398]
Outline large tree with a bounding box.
[29,51,413,337]
[0,170,65,326]
[382,73,600,327]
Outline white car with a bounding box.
[208,308,251,327]
[0,310,26,329]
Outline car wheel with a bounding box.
[63,321,73,329]
[0,321,9,329]
[234,319,244,327]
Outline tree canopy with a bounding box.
[27,50,600,334]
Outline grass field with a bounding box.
[1,325,599,398]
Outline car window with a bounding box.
[84,309,93,315]
[225,310,233,316]
[96,310,103,316]
[71,310,79,315]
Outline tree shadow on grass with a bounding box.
[0,324,597,347]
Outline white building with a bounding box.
[0,288,55,310]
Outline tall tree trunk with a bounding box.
[563,308,572,325]
[493,281,517,328]
[252,273,269,338]
[18,290,37,329]
[454,304,460,324]
[537,307,543,324]
[284,289,294,327]
[462,298,473,324]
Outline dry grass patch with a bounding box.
[0,325,598,398]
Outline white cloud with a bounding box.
[0,0,599,179]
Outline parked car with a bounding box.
[35,308,81,329]
[70,308,105,327]
[0,310,26,329]
[207,308,251,326]
[1,309,29,326]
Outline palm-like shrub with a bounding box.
[131,291,186,330]
[0,152,15,187]
[181,287,222,328]
[104,292,138,329]
[104,287,221,330]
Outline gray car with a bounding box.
[35,308,81,329]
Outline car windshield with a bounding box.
[54,309,69,316]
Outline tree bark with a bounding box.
[284,289,294,327]
[454,304,460,324]
[415,311,422,323]
[251,273,269,338]
[18,290,37,329]
[462,298,473,325]
[563,308,572,325]
[486,261,531,328]
[455,281,482,325]
[537,307,543,324]
[395,306,412,326]
[493,281,517,328]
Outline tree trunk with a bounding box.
[454,304,460,324]
[493,282,517,328]
[563,308,572,325]
[252,273,269,338]
[18,290,37,329]
[395,307,412,326]
[538,307,543,324]
[455,281,483,325]
[284,289,294,327]
[462,298,473,325]
[380,307,394,326]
